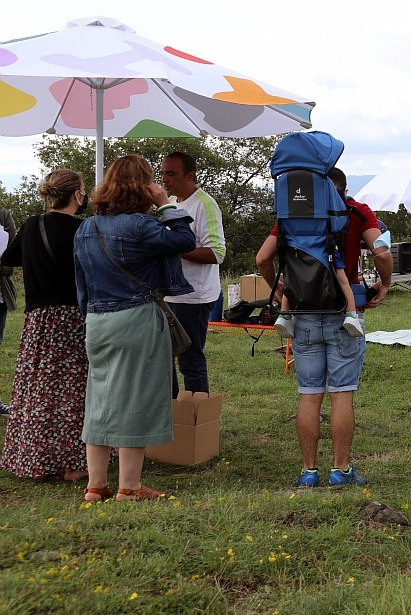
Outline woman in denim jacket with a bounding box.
[74,154,195,503]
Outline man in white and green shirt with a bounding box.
[162,152,226,398]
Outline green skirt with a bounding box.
[82,302,173,447]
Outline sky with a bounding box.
[1,0,411,193]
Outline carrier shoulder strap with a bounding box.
[345,201,367,222]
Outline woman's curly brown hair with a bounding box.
[92,154,154,215]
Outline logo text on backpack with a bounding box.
[293,187,308,202]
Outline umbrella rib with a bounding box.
[80,77,132,89]
[267,103,315,130]
[46,78,78,134]
[152,79,208,137]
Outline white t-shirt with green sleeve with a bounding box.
[165,188,226,304]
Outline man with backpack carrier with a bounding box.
[256,131,393,488]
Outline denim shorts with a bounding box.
[291,313,365,394]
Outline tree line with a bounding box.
[1,135,411,276]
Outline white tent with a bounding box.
[353,160,411,212]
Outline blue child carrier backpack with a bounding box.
[269,131,349,313]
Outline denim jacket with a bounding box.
[74,208,196,315]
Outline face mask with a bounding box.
[75,192,88,216]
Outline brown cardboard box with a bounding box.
[145,391,223,465]
[240,274,271,302]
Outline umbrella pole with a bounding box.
[95,87,104,186]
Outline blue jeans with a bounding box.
[292,313,365,394]
[169,302,213,398]
[0,303,7,346]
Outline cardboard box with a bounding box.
[145,391,223,465]
[240,274,271,302]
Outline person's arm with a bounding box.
[0,209,17,276]
[1,225,23,270]
[182,246,217,264]
[256,234,277,286]
[256,234,283,301]
[3,210,17,242]
[362,227,393,307]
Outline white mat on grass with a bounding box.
[365,330,411,346]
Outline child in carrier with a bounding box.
[275,248,364,339]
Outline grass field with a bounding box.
[1,277,411,614]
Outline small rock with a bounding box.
[364,501,409,526]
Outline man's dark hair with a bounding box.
[327,167,347,201]
[165,151,197,174]
[327,167,347,191]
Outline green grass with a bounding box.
[1,277,411,614]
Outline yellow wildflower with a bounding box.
[129,592,138,601]
[93,585,109,594]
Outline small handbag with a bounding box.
[92,218,191,357]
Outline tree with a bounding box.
[377,205,411,243]
[8,133,411,275]
[33,134,282,273]
[2,176,44,228]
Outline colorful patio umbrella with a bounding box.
[353,160,411,213]
[0,16,315,184]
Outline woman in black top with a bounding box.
[0,169,89,481]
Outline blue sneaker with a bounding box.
[294,469,319,487]
[328,465,367,486]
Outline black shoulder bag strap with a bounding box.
[92,217,154,295]
[92,218,191,356]
[39,214,60,268]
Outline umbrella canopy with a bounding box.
[0,16,315,184]
[353,160,411,213]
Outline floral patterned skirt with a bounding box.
[0,306,88,479]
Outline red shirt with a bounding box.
[270,198,379,284]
